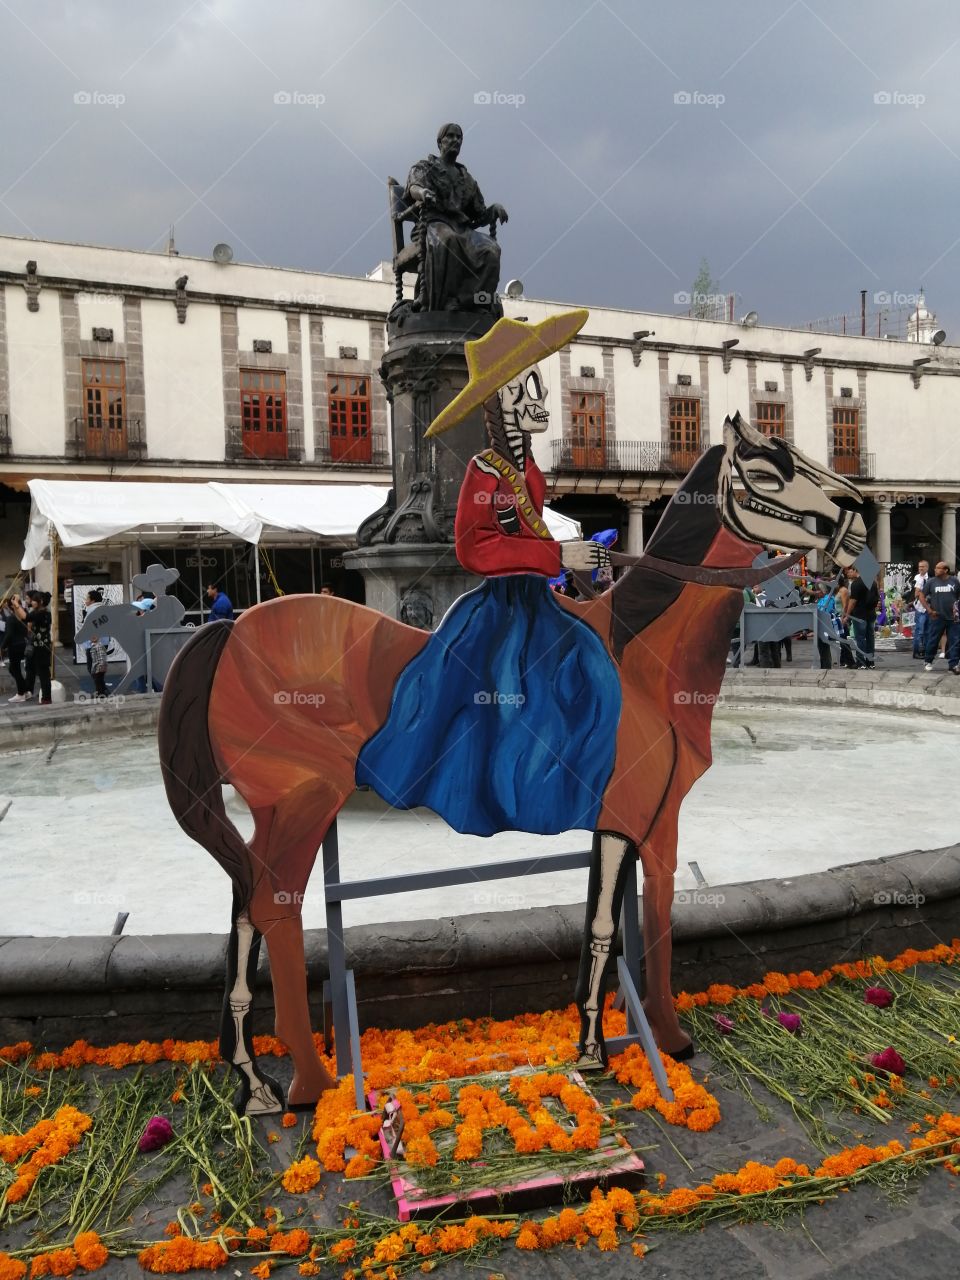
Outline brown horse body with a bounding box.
[160,416,865,1113]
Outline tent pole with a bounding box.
[310,544,316,594]
[50,529,60,688]
[197,544,204,622]
[255,542,262,604]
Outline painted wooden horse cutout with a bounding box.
[159,311,866,1115]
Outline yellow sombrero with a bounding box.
[425,308,589,437]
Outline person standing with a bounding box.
[844,567,878,669]
[1,597,29,701]
[13,590,53,704]
[205,583,234,622]
[918,562,960,673]
[912,560,930,659]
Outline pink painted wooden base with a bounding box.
[369,1072,645,1223]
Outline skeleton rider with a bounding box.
[356,311,622,842]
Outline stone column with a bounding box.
[802,515,819,572]
[941,502,958,569]
[874,500,892,564]
[626,499,649,556]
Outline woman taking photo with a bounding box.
[1,596,30,702]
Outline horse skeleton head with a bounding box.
[719,413,866,563]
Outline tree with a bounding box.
[691,258,720,318]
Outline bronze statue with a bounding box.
[404,123,508,312]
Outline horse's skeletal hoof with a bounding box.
[244,1084,284,1116]
[573,1044,608,1072]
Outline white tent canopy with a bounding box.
[21,479,581,569]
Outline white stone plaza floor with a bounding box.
[1,702,953,937]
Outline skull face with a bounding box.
[500,364,549,433]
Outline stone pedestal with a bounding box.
[345,309,495,627]
[346,544,479,630]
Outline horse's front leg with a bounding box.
[574,831,632,1069]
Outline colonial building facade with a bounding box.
[0,231,957,608]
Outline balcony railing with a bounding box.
[226,422,304,462]
[72,417,144,461]
[830,449,875,478]
[315,429,389,467]
[551,438,706,476]
[0,414,9,458]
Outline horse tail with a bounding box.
[158,621,254,904]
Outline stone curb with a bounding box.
[2,846,958,1044]
[0,696,160,750]
[723,667,960,715]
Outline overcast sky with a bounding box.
[1,0,958,335]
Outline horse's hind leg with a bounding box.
[220,890,284,1115]
[575,831,633,1069]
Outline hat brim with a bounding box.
[425,308,589,438]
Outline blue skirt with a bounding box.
[355,576,622,836]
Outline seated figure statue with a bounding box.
[404,122,508,312]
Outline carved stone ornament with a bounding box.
[174,275,189,324]
[398,588,434,630]
[24,261,40,312]
[253,339,272,354]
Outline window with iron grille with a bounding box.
[241,369,287,459]
[82,359,127,455]
[328,374,371,462]
[668,397,701,462]
[755,402,785,437]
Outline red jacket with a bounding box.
[455,451,562,578]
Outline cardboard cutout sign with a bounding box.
[159,313,867,1116]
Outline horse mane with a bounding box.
[609,445,726,659]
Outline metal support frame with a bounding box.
[319,818,673,1110]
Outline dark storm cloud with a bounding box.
[1,0,958,332]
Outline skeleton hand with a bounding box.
[419,188,437,206]
[561,541,610,572]
[488,203,509,225]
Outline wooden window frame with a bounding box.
[327,373,372,463]
[668,396,701,468]
[240,368,288,460]
[569,390,606,468]
[82,359,127,456]
[832,406,860,474]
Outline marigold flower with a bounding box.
[0,1255,27,1280]
[281,1157,322,1194]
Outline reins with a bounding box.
[608,548,804,588]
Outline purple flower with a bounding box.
[870,1047,906,1076]
[138,1115,175,1153]
[777,1012,802,1034]
[714,1014,735,1035]
[864,987,894,1009]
